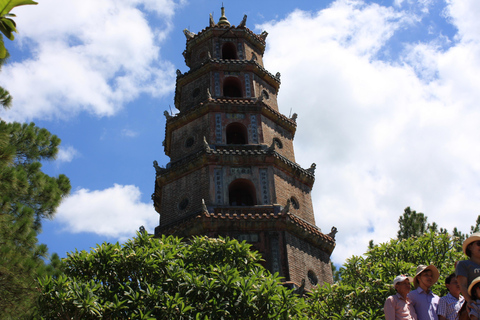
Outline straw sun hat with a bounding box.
[413,265,440,288]
[462,232,480,256]
[468,276,480,296]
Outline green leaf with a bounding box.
[0,0,38,17]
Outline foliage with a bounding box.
[38,233,306,320]
[0,52,11,108]
[305,231,465,319]
[0,0,37,58]
[0,121,70,319]
[0,121,71,229]
[397,206,428,239]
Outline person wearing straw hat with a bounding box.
[456,232,480,311]
[408,264,440,320]
[384,275,418,320]
[467,276,480,320]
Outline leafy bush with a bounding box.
[38,233,306,319]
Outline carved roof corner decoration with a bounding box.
[291,113,298,122]
[163,110,172,120]
[306,163,316,175]
[153,160,166,177]
[203,136,212,152]
[209,13,215,27]
[267,139,276,153]
[183,28,196,40]
[281,199,291,214]
[328,226,338,239]
[259,30,268,40]
[238,14,247,28]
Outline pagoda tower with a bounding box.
[153,7,336,290]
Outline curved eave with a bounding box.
[174,59,280,108]
[155,209,335,255]
[155,147,315,188]
[164,99,296,156]
[184,26,266,67]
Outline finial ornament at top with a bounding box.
[291,113,298,122]
[217,6,230,27]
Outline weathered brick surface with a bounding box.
[159,166,210,227]
[272,169,315,224]
[285,232,333,291]
[253,77,278,110]
[261,115,295,161]
[178,76,211,112]
[169,115,210,162]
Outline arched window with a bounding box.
[223,77,242,98]
[229,179,256,206]
[226,122,248,144]
[222,42,237,59]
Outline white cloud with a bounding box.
[56,146,79,163]
[55,184,157,239]
[260,0,480,264]
[122,129,139,138]
[0,0,179,122]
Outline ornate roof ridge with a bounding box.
[156,146,313,180]
[177,58,279,84]
[155,208,335,251]
[186,25,266,46]
[167,98,295,127]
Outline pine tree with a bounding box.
[397,206,427,239]
[0,121,70,319]
[0,51,12,109]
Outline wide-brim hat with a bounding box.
[468,276,480,296]
[393,275,414,286]
[463,232,480,256]
[413,265,440,288]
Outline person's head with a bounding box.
[468,276,480,300]
[414,265,440,290]
[445,273,461,297]
[463,233,480,258]
[393,275,413,298]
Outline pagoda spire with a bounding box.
[217,5,230,27]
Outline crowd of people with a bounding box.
[384,232,480,320]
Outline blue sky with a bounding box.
[2,0,480,265]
